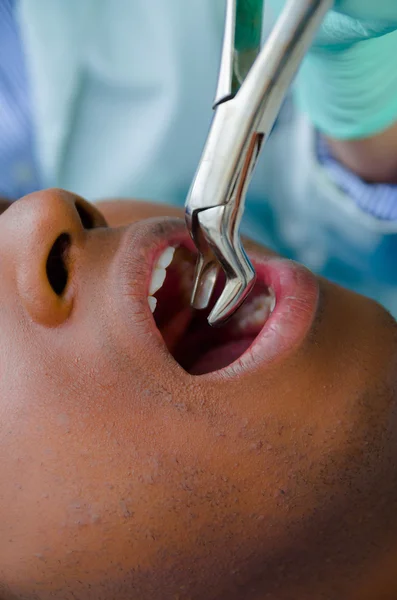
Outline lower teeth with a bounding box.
[233,289,275,330]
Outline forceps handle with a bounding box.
[187,0,333,218]
[215,0,265,106]
[235,0,333,139]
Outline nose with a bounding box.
[2,189,107,326]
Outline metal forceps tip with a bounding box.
[185,0,332,327]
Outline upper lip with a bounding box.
[115,218,320,378]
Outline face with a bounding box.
[1,190,397,600]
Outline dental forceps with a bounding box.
[185,0,332,326]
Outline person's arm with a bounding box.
[326,121,397,184]
[267,2,397,189]
[315,130,397,221]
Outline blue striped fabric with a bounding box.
[317,133,397,222]
[0,0,41,200]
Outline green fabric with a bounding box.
[268,1,397,139]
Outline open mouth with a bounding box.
[117,218,318,378]
[148,245,276,375]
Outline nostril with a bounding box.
[75,200,95,229]
[46,233,71,296]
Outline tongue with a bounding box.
[188,338,255,375]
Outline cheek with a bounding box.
[0,361,286,591]
[0,338,214,585]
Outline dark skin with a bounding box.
[327,120,397,184]
[0,199,10,213]
[1,190,397,600]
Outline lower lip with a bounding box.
[215,255,320,377]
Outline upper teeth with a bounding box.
[148,246,175,312]
[156,246,175,269]
[148,296,157,313]
[149,267,167,296]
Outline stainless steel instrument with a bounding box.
[185,0,332,326]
